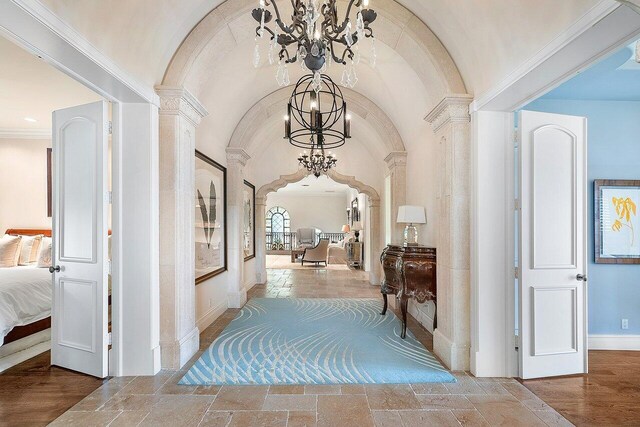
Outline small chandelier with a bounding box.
[252,0,377,89]
[284,73,351,150]
[298,144,337,177]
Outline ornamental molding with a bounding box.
[156,85,208,127]
[0,128,51,140]
[425,94,474,133]
[225,147,251,167]
[256,168,380,204]
[384,151,408,169]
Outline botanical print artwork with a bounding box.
[243,180,255,260]
[195,151,226,282]
[598,182,640,261]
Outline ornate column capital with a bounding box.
[225,148,251,167]
[424,94,473,133]
[155,85,208,127]
[384,151,408,170]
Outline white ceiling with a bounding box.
[38,0,602,95]
[276,174,351,196]
[0,36,101,131]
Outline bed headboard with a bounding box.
[5,229,52,237]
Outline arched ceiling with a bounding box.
[41,0,602,95]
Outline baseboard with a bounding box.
[196,300,227,332]
[589,334,640,350]
[434,329,470,371]
[0,340,50,373]
[408,301,435,333]
[243,281,256,294]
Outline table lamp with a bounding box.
[397,205,426,246]
[352,221,363,242]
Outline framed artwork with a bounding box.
[195,150,227,283]
[243,180,256,261]
[594,179,640,264]
[351,198,360,225]
[47,148,52,217]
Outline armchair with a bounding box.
[301,239,330,266]
[296,228,316,248]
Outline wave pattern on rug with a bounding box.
[179,298,455,385]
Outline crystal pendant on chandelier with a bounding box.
[298,144,338,178]
[251,0,378,88]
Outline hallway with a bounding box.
[46,269,568,427]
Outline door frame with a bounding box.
[0,1,161,376]
[470,1,640,377]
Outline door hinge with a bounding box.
[107,259,112,275]
[514,266,519,279]
[514,334,520,350]
[108,121,112,135]
[108,332,112,346]
[513,128,520,145]
[514,199,520,210]
[106,191,112,204]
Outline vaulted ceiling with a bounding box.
[40,0,602,95]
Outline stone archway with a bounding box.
[255,169,382,285]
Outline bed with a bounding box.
[0,229,53,347]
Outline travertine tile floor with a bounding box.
[50,269,571,426]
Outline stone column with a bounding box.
[226,148,251,308]
[425,94,473,371]
[384,151,408,243]
[156,86,208,370]
[368,197,382,285]
[255,196,268,284]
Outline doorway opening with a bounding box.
[0,33,112,379]
[518,37,640,354]
[264,174,371,273]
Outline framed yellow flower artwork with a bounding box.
[595,180,640,264]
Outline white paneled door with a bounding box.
[51,101,109,378]
[518,111,588,379]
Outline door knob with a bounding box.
[49,265,61,273]
[576,274,587,282]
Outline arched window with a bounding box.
[266,206,290,235]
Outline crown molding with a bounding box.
[0,128,51,140]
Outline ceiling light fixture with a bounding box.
[252,0,377,90]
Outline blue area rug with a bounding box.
[179,298,455,385]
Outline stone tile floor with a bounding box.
[50,269,571,426]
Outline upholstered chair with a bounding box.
[296,228,316,248]
[301,239,330,266]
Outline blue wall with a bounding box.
[525,99,640,335]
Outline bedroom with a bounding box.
[0,34,107,372]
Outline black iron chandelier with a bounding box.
[284,73,350,149]
[287,73,349,176]
[298,146,338,177]
[252,0,377,89]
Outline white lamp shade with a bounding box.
[397,205,426,224]
[352,221,363,231]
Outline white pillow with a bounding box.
[36,237,53,268]
[18,234,43,265]
[0,234,22,268]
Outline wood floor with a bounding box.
[521,350,640,426]
[0,350,107,426]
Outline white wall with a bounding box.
[266,192,348,233]
[0,138,52,234]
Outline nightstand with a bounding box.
[345,241,364,269]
